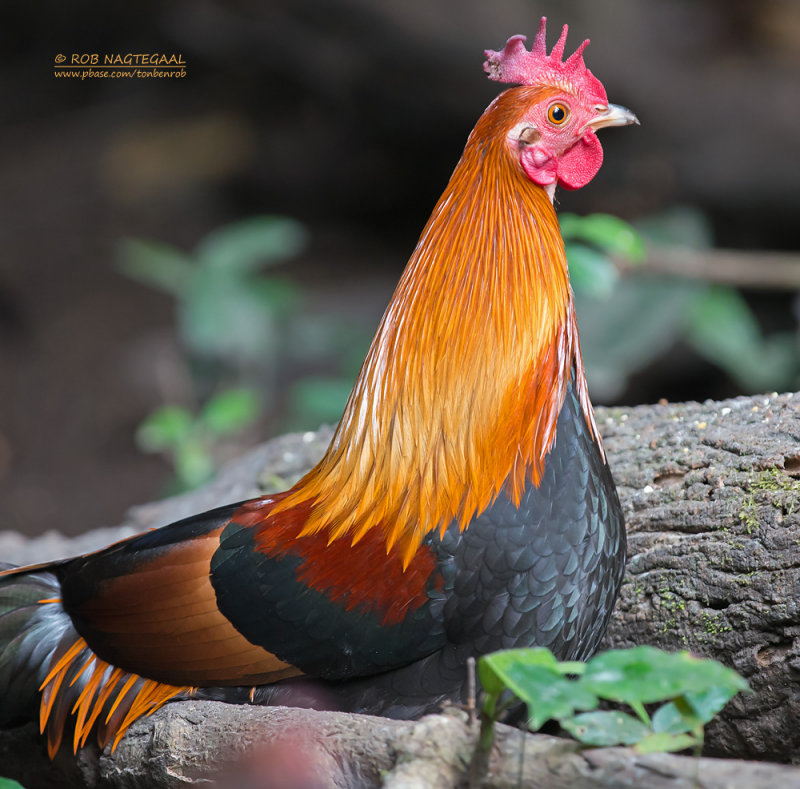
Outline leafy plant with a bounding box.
[119,216,375,489]
[119,216,306,375]
[281,320,372,429]
[136,388,260,493]
[0,778,24,789]
[478,645,748,754]
[561,212,646,298]
[686,286,798,392]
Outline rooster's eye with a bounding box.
[547,102,569,126]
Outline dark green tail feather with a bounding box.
[0,563,71,728]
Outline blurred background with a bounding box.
[0,0,798,537]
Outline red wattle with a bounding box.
[520,145,558,187]
[557,131,604,190]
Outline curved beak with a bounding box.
[587,103,640,130]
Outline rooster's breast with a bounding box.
[333,379,626,717]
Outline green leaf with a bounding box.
[561,710,650,746]
[0,778,26,789]
[652,685,740,734]
[560,213,646,262]
[479,648,559,695]
[575,278,701,401]
[196,216,307,272]
[684,683,745,720]
[582,647,748,706]
[651,701,695,735]
[566,243,619,298]
[556,661,586,676]
[200,389,260,435]
[629,699,651,726]
[136,406,194,451]
[686,286,798,391]
[479,649,598,730]
[116,238,194,295]
[484,647,560,669]
[250,276,302,319]
[173,437,215,490]
[518,668,598,731]
[687,286,759,357]
[179,270,279,361]
[635,732,699,754]
[478,659,507,698]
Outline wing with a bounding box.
[58,496,447,688]
[210,498,448,679]
[58,502,301,687]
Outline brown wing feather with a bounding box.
[61,525,301,687]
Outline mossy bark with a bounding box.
[597,392,800,764]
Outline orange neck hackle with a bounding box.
[273,87,594,567]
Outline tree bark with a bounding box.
[2,704,800,789]
[597,392,800,765]
[1,391,799,786]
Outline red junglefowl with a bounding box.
[0,18,637,758]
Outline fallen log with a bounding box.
[598,392,800,764]
[2,704,800,789]
[1,391,798,786]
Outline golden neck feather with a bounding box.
[277,87,595,566]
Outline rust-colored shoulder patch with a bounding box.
[242,495,439,627]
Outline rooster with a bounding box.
[0,18,636,758]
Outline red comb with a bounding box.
[483,17,607,104]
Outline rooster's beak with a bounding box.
[587,103,639,130]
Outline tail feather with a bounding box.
[0,565,67,727]
[0,563,191,756]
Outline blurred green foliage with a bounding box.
[119,216,367,491]
[0,778,24,788]
[119,216,305,374]
[478,645,748,754]
[121,209,798,491]
[564,208,799,400]
[136,389,260,493]
[561,212,646,298]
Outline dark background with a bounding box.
[1,0,798,537]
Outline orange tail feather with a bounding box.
[38,633,191,756]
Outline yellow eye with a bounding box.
[547,102,570,125]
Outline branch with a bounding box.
[2,391,800,785]
[2,704,800,789]
[616,245,800,290]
